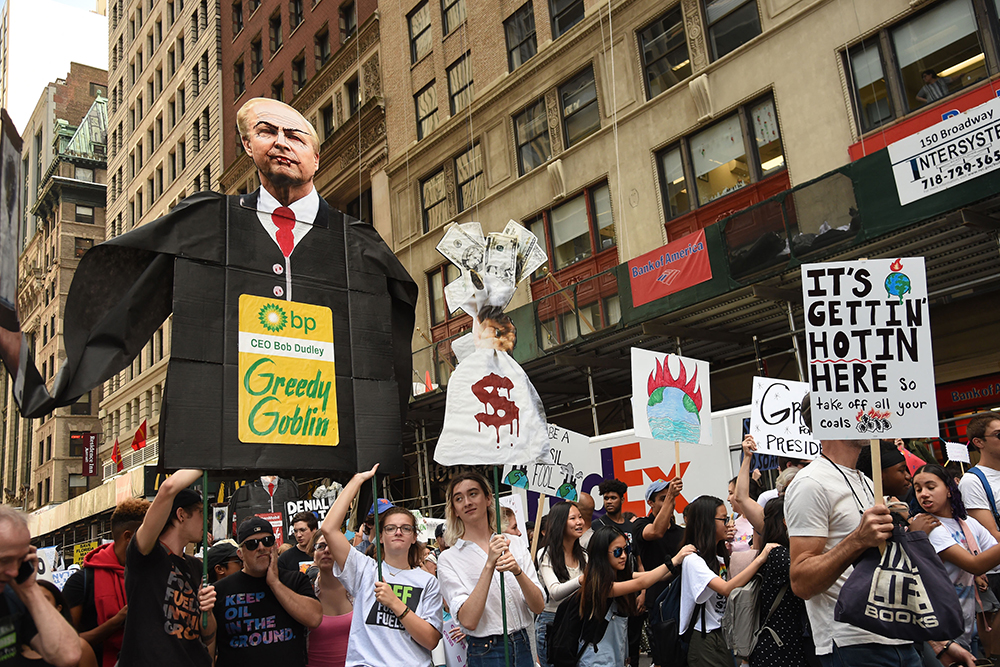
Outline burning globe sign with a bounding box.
[632,349,713,446]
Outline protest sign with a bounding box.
[256,512,285,546]
[631,349,712,445]
[627,229,712,307]
[499,494,529,550]
[35,546,61,584]
[212,506,229,541]
[801,258,938,439]
[749,377,821,458]
[72,541,99,564]
[285,496,332,522]
[501,424,596,501]
[945,442,971,464]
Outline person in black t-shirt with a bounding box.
[277,511,318,574]
[0,506,82,667]
[118,469,216,667]
[595,479,643,667]
[212,517,321,667]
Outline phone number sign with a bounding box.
[888,95,1000,206]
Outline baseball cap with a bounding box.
[645,479,670,503]
[369,498,394,516]
[207,541,240,570]
[170,488,203,518]
[237,516,275,543]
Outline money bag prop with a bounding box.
[432,221,552,466]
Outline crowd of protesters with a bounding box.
[9,412,1000,666]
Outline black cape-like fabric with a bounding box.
[14,190,417,473]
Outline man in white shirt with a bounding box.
[786,438,972,667]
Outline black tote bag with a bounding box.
[834,526,963,641]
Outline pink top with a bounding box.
[307,612,352,667]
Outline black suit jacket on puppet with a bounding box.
[13,190,417,473]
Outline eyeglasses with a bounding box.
[610,545,631,558]
[985,430,1000,440]
[383,524,415,535]
[714,517,729,523]
[242,535,276,551]
[314,543,329,551]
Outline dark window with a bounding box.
[347,76,360,115]
[514,99,550,175]
[703,0,761,60]
[415,81,439,139]
[447,53,474,114]
[321,102,334,139]
[455,143,483,212]
[442,0,465,34]
[550,0,584,39]
[421,170,448,233]
[559,67,599,147]
[846,40,893,133]
[292,54,306,92]
[409,2,432,64]
[270,11,283,54]
[271,77,284,102]
[233,1,243,34]
[428,263,461,325]
[315,27,331,68]
[251,36,263,75]
[89,82,107,98]
[638,7,691,99]
[234,59,245,95]
[74,237,93,258]
[290,0,303,28]
[341,1,357,40]
[70,431,87,455]
[75,205,95,224]
[504,3,536,72]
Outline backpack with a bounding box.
[647,565,702,667]
[720,574,788,660]
[546,591,610,667]
[970,466,1000,531]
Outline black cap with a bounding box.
[207,541,239,570]
[170,488,203,519]
[434,523,445,539]
[237,516,275,543]
[857,441,907,478]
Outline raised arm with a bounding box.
[736,436,765,533]
[613,544,696,597]
[135,469,203,555]
[939,542,1000,576]
[538,552,582,604]
[321,464,378,570]
[707,543,777,597]
[642,479,683,541]
[265,553,322,628]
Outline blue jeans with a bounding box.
[535,610,556,667]
[467,628,533,667]
[819,642,922,667]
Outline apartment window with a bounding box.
[442,0,465,34]
[169,151,177,180]
[201,107,211,144]
[290,0,304,29]
[550,0,584,39]
[656,95,784,217]
[148,32,154,57]
[321,103,334,139]
[156,18,162,44]
[703,0,761,60]
[75,237,93,258]
[168,0,175,23]
[272,77,284,102]
[531,182,614,272]
[192,64,200,96]
[193,119,201,152]
[505,3,536,72]
[201,52,209,86]
[415,82,439,139]
[514,99,550,175]
[447,53,474,114]
[639,7,691,99]
[75,205,95,223]
[233,1,243,34]
[179,85,186,114]
[250,0,260,11]
[315,27,331,68]
[191,10,200,41]
[292,54,306,92]
[156,165,164,195]
[270,11,283,54]
[340,1,357,40]
[156,67,163,94]
[455,143,483,212]
[251,36,263,75]
[421,169,447,233]
[202,165,211,191]
[179,139,187,169]
[234,59,245,95]
[428,263,461,325]
[345,76,359,115]
[75,166,95,182]
[409,2,432,64]
[178,36,185,62]
[559,67,599,147]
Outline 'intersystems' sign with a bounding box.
[238,294,339,446]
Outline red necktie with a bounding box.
[267,482,275,497]
[272,206,295,257]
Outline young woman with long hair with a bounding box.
[680,496,777,667]
[577,526,694,667]
[307,531,353,667]
[913,463,1000,652]
[437,471,545,667]
[320,465,443,667]
[536,501,587,667]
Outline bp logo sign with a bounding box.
[258,303,287,333]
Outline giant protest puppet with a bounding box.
[0,98,417,473]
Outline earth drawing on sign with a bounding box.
[646,356,703,443]
[884,258,911,303]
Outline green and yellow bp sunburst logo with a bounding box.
[258,303,287,333]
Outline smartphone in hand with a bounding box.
[15,559,33,584]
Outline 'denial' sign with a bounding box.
[238,294,339,445]
[801,258,938,439]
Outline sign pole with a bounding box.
[530,494,545,562]
[201,469,209,628]
[372,475,383,581]
[675,441,681,479]
[870,439,883,502]
[493,465,511,667]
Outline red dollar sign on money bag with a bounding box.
[471,373,520,446]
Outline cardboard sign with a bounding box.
[72,541,99,564]
[256,511,285,547]
[498,494,529,550]
[631,349,712,445]
[887,96,1000,205]
[501,424,595,500]
[628,229,712,307]
[801,258,938,439]
[212,506,229,541]
[945,441,971,464]
[285,496,332,522]
[238,295,338,446]
[749,377,821,459]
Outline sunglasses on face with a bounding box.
[610,545,631,558]
[383,524,415,535]
[242,535,276,551]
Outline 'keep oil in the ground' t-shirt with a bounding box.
[211,569,316,667]
[334,547,443,667]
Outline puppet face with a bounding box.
[243,100,320,190]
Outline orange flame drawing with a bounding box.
[890,258,903,272]
[647,357,703,412]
